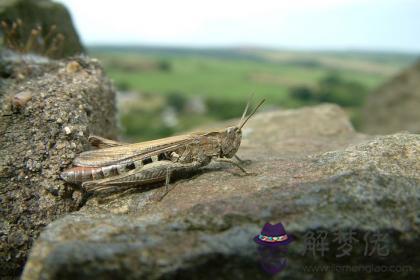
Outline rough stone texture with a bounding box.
[0,52,117,277]
[0,0,84,58]
[361,60,420,134]
[21,104,420,279]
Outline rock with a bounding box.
[361,60,420,134]
[0,0,84,58]
[21,104,420,279]
[0,53,117,277]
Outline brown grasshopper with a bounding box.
[61,99,265,194]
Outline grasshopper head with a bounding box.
[221,126,242,158]
[220,98,265,158]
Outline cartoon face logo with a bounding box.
[254,223,293,275]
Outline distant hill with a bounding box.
[361,60,420,134]
[89,46,417,69]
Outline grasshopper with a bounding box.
[60,99,265,194]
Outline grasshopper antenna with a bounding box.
[239,99,265,130]
[238,93,255,126]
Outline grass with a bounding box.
[88,46,418,140]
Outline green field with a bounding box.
[88,46,418,140]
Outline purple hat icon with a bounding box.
[254,223,293,246]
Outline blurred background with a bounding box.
[2,0,419,140]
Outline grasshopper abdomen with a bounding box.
[61,153,171,184]
[61,163,135,183]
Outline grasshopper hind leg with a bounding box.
[82,159,207,198]
[81,163,169,194]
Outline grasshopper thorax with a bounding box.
[220,126,242,158]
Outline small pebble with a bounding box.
[12,90,32,109]
[64,126,72,135]
[66,61,81,74]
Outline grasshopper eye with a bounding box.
[227,127,239,136]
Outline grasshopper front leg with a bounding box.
[215,158,256,176]
[234,155,252,165]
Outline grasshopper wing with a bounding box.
[74,134,197,167]
[88,135,126,148]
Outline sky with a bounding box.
[56,0,420,52]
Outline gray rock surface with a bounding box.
[361,60,420,134]
[21,104,420,279]
[0,53,117,277]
